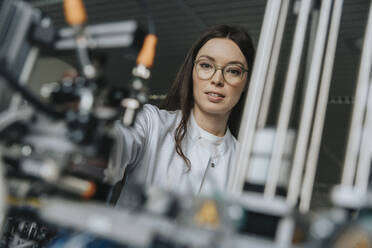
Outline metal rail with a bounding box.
[299,0,344,212]
[264,0,313,198]
[257,0,290,128]
[228,0,283,193]
[285,0,333,207]
[341,1,372,187]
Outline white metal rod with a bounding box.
[228,0,283,193]
[264,0,313,198]
[286,0,332,207]
[257,0,290,128]
[0,150,6,235]
[341,1,372,187]
[302,9,320,93]
[355,76,372,193]
[275,217,295,248]
[299,0,344,212]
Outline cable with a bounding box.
[137,0,156,35]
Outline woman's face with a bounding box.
[192,38,248,118]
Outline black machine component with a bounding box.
[150,235,190,248]
[47,232,127,248]
[0,0,155,247]
[0,0,55,83]
[1,216,56,248]
[0,0,146,119]
[0,0,149,188]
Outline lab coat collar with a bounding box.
[188,110,233,156]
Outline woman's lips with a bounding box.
[206,92,225,103]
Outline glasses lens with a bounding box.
[224,65,244,85]
[196,60,215,79]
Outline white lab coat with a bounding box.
[104,104,237,204]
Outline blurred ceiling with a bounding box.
[27,0,369,96]
[28,0,266,94]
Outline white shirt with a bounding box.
[104,104,237,204]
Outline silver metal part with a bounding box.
[0,150,7,236]
[19,47,39,84]
[132,64,151,80]
[79,88,94,112]
[59,20,139,39]
[55,34,135,50]
[40,198,153,247]
[121,98,140,127]
[355,79,372,194]
[76,35,97,79]
[56,20,139,51]
[22,158,60,183]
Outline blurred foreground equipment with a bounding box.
[0,0,153,246]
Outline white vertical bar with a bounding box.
[355,77,372,193]
[299,0,344,212]
[302,9,320,91]
[19,47,39,84]
[264,0,313,198]
[257,0,290,128]
[0,150,7,234]
[228,0,283,193]
[341,2,372,187]
[286,0,332,207]
[275,217,295,248]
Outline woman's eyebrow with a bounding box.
[197,55,215,61]
[228,61,246,67]
[197,55,247,67]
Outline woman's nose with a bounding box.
[211,69,224,86]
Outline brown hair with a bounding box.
[160,24,255,170]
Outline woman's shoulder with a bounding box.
[142,104,181,126]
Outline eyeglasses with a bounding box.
[194,58,248,85]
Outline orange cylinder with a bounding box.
[136,34,158,68]
[63,0,87,26]
[82,182,96,199]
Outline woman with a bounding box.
[105,24,255,204]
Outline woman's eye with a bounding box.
[200,62,212,69]
[226,67,242,76]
